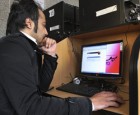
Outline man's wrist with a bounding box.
[48,53,56,57]
[90,97,95,111]
[51,54,57,58]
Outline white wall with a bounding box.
[0,0,14,38]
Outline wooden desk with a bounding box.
[47,85,129,115]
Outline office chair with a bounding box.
[129,34,140,115]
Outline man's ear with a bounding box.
[25,18,33,29]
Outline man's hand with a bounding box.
[39,37,56,56]
[90,91,124,111]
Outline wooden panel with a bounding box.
[51,31,140,87]
[72,24,140,40]
[50,38,83,87]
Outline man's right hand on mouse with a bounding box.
[90,91,124,111]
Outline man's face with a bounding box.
[32,9,48,44]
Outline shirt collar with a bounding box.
[20,31,37,45]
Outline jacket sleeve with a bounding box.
[39,54,58,92]
[0,43,92,115]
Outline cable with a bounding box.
[124,32,129,50]
[69,73,74,81]
[68,35,80,63]
[117,87,129,94]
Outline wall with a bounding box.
[0,0,14,38]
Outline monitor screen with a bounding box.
[81,40,123,78]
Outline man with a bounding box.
[0,0,124,115]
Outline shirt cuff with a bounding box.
[92,102,95,111]
[51,54,57,58]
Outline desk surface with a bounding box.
[47,85,129,115]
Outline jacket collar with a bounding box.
[20,31,37,45]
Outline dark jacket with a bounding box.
[0,33,92,115]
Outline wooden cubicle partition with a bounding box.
[51,31,140,87]
[50,38,83,87]
[50,24,140,115]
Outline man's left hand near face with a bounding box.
[39,37,57,57]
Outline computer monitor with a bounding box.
[80,40,123,79]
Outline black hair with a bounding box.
[6,0,42,35]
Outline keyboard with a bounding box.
[56,82,118,97]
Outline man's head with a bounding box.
[6,0,48,44]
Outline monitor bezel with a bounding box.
[80,40,123,79]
